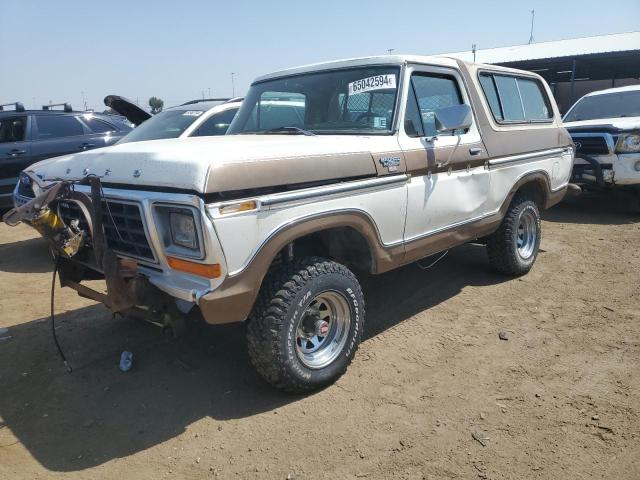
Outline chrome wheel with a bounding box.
[516,209,538,259]
[295,291,351,369]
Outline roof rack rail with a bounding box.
[42,102,73,112]
[180,97,231,106]
[0,102,25,112]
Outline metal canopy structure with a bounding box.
[443,32,640,111]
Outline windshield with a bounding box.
[228,66,401,135]
[564,90,640,122]
[118,109,205,143]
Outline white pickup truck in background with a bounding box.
[564,85,640,209]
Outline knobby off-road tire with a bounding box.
[246,257,365,394]
[486,194,541,276]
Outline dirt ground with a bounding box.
[0,192,638,480]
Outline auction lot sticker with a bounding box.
[348,74,396,95]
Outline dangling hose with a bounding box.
[51,256,72,373]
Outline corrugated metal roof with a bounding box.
[443,31,640,64]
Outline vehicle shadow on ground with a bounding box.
[0,243,508,472]
[0,236,53,274]
[543,191,639,225]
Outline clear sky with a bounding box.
[1,0,638,111]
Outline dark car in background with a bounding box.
[0,102,132,209]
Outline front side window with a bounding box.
[228,66,400,135]
[479,72,552,123]
[0,116,27,143]
[404,73,464,137]
[36,115,84,139]
[118,109,206,143]
[563,90,640,122]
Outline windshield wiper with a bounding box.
[262,126,317,136]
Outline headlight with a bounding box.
[153,205,203,258]
[169,211,197,249]
[616,133,640,153]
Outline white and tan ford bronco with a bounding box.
[6,55,574,392]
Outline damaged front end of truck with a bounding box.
[3,173,189,335]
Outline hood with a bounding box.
[564,117,640,132]
[104,95,152,126]
[27,135,380,194]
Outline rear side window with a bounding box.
[82,116,117,133]
[36,115,84,139]
[518,78,553,120]
[494,76,525,121]
[479,73,552,123]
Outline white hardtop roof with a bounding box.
[254,55,460,83]
[443,31,640,64]
[583,84,640,97]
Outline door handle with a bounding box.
[8,149,26,157]
[80,143,95,150]
[469,147,483,156]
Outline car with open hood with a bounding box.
[4,55,574,392]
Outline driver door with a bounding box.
[397,65,490,248]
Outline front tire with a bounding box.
[487,194,541,276]
[247,257,365,394]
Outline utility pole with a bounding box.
[231,72,235,97]
[472,44,477,63]
[387,48,395,55]
[528,9,535,44]
[81,91,87,111]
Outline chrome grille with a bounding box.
[59,199,155,262]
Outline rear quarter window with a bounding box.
[479,72,552,124]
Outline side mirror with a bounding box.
[434,104,472,133]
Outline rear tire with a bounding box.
[487,194,541,276]
[246,257,365,394]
